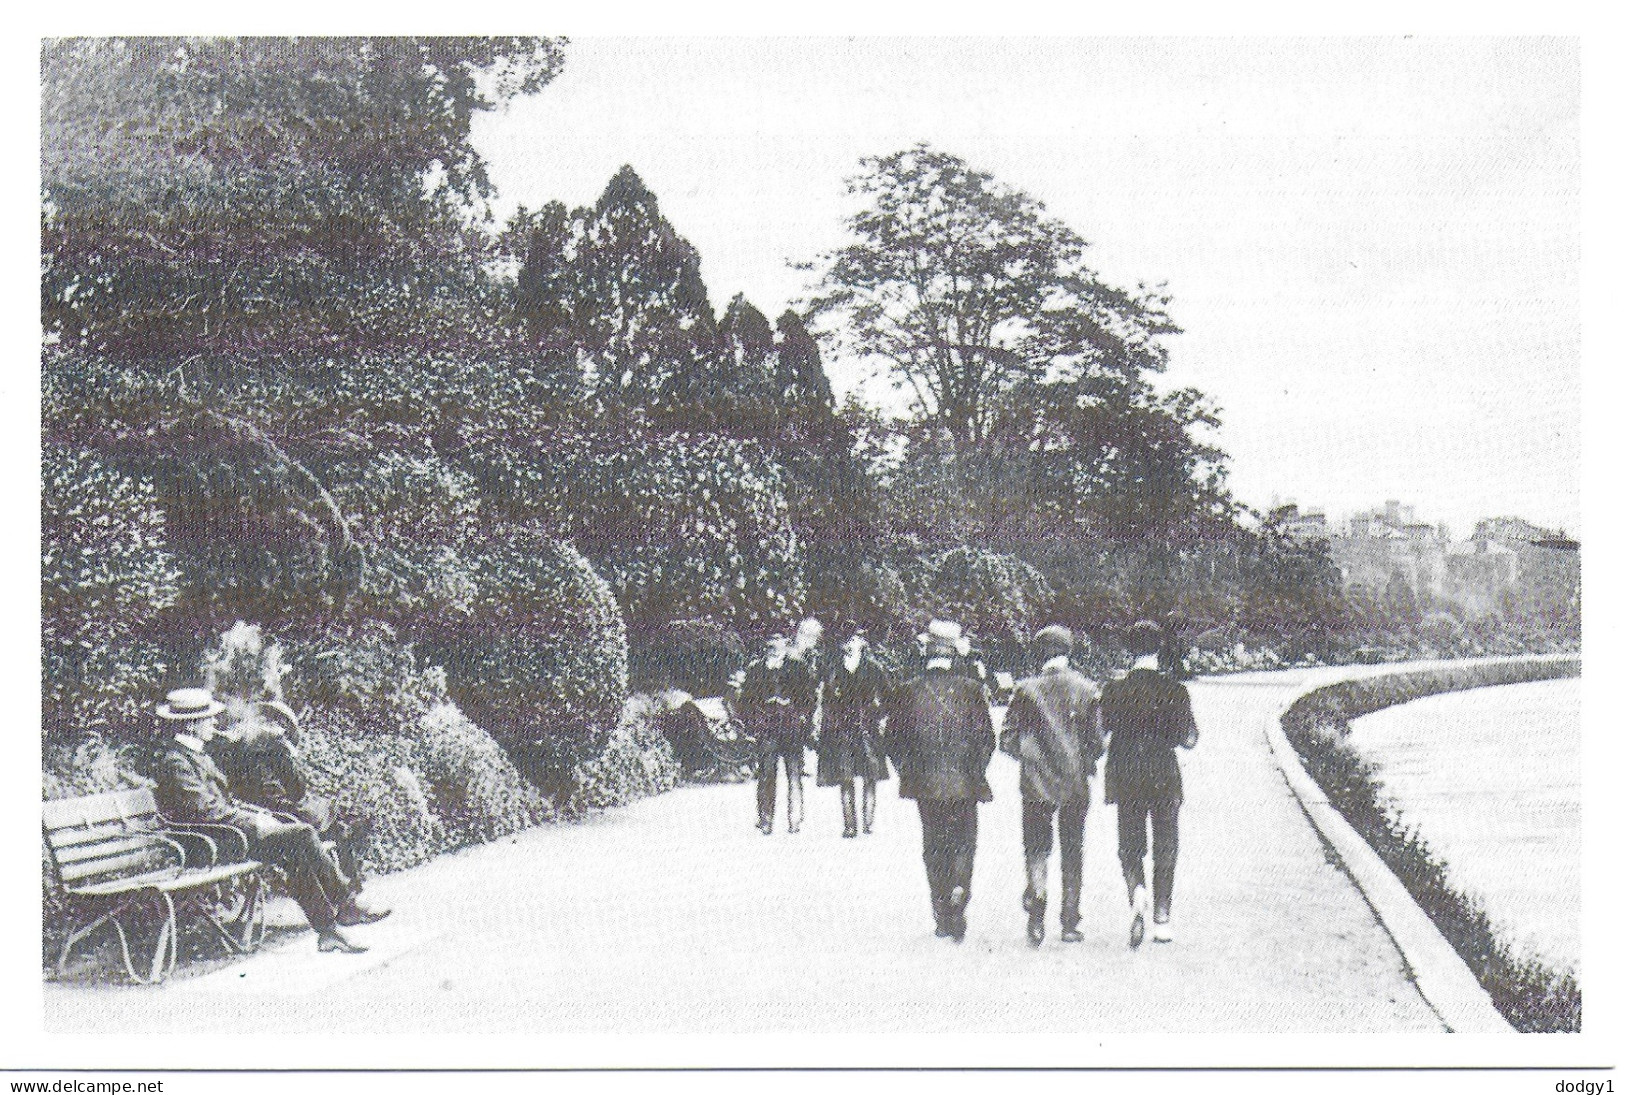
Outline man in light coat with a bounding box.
[885,620,995,942]
[999,625,1104,945]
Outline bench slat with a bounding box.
[47,819,159,850]
[54,833,167,866]
[43,789,159,832]
[67,860,260,898]
[57,844,178,886]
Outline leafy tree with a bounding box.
[810,144,1180,454]
[43,36,566,370]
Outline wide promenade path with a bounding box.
[44,672,1444,1034]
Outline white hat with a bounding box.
[156,688,226,722]
[919,619,963,654]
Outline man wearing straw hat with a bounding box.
[148,687,387,954]
[885,620,995,942]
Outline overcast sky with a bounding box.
[470,36,1581,540]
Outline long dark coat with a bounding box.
[817,655,891,785]
[1100,668,1199,805]
[737,655,818,752]
[884,666,995,802]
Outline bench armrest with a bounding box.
[161,820,253,865]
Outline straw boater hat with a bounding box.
[920,619,963,656]
[156,687,226,722]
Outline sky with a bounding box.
[471,37,1583,540]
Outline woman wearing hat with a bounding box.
[1100,621,1200,947]
[816,623,891,838]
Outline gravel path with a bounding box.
[44,677,1444,1034]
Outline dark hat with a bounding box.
[1124,620,1164,657]
[1032,624,1073,657]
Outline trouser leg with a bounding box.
[840,782,858,834]
[326,817,370,895]
[917,801,949,922]
[861,780,876,833]
[1021,799,1055,907]
[1058,797,1088,929]
[1117,800,1150,899]
[252,824,345,932]
[784,750,805,832]
[944,800,978,909]
[1150,800,1181,917]
[756,751,778,826]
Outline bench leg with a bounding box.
[57,902,132,979]
[107,894,177,985]
[194,876,265,956]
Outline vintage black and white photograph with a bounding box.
[28,29,1602,1070]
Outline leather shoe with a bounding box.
[1026,896,1046,947]
[947,886,968,943]
[1129,884,1149,949]
[842,827,858,839]
[1060,926,1084,943]
[317,930,368,954]
[757,819,773,835]
[336,903,391,927]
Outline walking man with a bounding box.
[999,625,1104,946]
[1101,621,1200,947]
[148,688,389,954]
[886,620,995,942]
[739,635,817,834]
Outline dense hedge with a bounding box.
[566,694,681,813]
[558,430,806,634]
[41,446,180,741]
[906,546,1053,643]
[437,522,628,779]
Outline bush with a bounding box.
[627,618,747,694]
[412,702,554,846]
[438,522,628,779]
[549,429,806,634]
[41,445,180,741]
[907,546,1053,644]
[333,449,480,635]
[566,695,680,812]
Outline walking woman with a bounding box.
[1101,620,1200,947]
[816,623,891,837]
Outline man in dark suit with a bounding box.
[738,636,818,834]
[208,701,373,901]
[147,688,388,954]
[999,625,1103,946]
[886,621,995,942]
[1101,621,1200,948]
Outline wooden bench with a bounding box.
[43,788,266,984]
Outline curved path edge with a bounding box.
[1253,653,1580,1034]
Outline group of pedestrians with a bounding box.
[737,616,1199,948]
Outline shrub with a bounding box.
[412,702,555,846]
[550,429,806,634]
[41,445,180,741]
[907,546,1053,644]
[1283,678,1581,1032]
[566,695,680,812]
[627,617,746,695]
[437,523,628,780]
[333,449,480,635]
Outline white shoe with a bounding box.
[1152,918,1173,943]
[1129,885,1148,948]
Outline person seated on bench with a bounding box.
[208,700,374,907]
[147,688,389,954]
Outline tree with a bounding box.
[810,144,1180,454]
[42,36,566,370]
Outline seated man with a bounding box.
[208,700,373,903]
[147,688,388,954]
